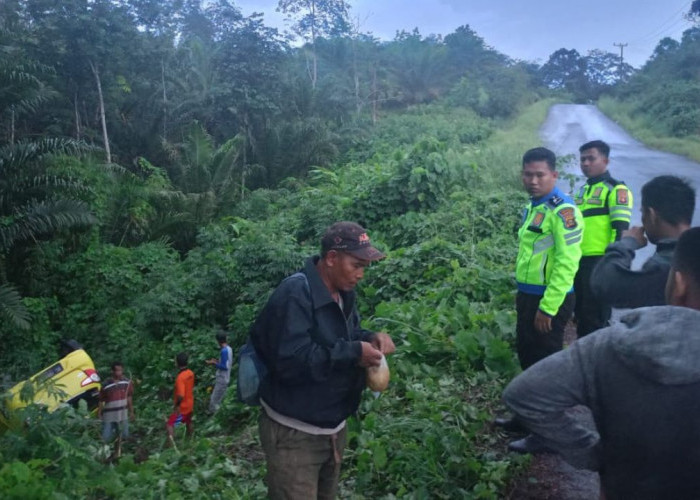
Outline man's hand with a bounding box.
[205,358,217,365]
[622,226,647,247]
[371,332,396,355]
[358,341,383,368]
[534,310,553,333]
[129,410,135,420]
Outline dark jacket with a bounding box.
[590,236,676,308]
[251,256,375,428]
[504,307,700,500]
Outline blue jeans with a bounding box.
[102,420,129,442]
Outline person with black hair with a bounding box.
[206,330,233,414]
[574,140,634,336]
[166,352,194,443]
[503,228,700,499]
[98,361,134,444]
[512,147,583,369]
[493,147,583,437]
[591,175,695,307]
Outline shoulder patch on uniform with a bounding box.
[616,188,629,205]
[557,207,578,229]
[531,212,545,228]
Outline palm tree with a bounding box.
[152,123,251,252]
[0,138,96,328]
[0,48,96,328]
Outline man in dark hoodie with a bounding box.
[591,175,694,308]
[251,221,395,500]
[503,227,700,500]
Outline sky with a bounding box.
[233,0,695,68]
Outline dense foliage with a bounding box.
[2,0,671,497]
[538,48,635,102]
[600,13,700,141]
[0,97,551,497]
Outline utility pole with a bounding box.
[613,42,628,66]
[613,42,628,80]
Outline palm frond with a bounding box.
[0,283,30,330]
[0,175,92,216]
[0,199,96,253]
[0,138,90,172]
[8,86,59,116]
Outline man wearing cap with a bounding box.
[251,221,395,500]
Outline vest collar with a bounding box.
[586,170,611,186]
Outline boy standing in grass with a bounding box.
[205,331,233,414]
[166,352,195,444]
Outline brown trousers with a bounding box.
[259,411,347,500]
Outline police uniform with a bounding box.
[574,171,633,337]
[516,186,584,369]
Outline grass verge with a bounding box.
[598,96,700,163]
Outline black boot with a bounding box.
[493,416,528,434]
[508,434,553,454]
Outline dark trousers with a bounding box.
[574,256,611,338]
[259,411,347,500]
[516,292,575,370]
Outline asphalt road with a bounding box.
[540,104,700,266]
[521,104,700,500]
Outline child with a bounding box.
[205,330,233,413]
[166,352,195,444]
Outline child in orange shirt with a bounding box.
[166,352,195,443]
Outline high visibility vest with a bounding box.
[516,187,584,316]
[575,173,633,257]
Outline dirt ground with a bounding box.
[506,322,601,500]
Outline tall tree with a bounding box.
[585,49,635,97]
[540,48,589,101]
[277,0,351,89]
[689,0,700,22]
[20,0,145,163]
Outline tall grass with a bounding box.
[598,96,700,163]
[464,98,560,191]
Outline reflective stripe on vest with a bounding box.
[575,179,633,256]
[516,193,583,316]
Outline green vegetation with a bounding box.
[0,89,549,499]
[0,0,638,497]
[596,22,700,161]
[598,96,700,163]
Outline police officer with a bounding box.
[515,147,583,369]
[574,140,633,337]
[494,147,583,437]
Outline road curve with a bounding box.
[540,103,700,264]
[527,104,700,500]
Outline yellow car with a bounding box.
[0,345,101,429]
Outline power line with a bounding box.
[628,1,692,44]
[635,17,692,44]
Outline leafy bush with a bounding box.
[0,98,554,498]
